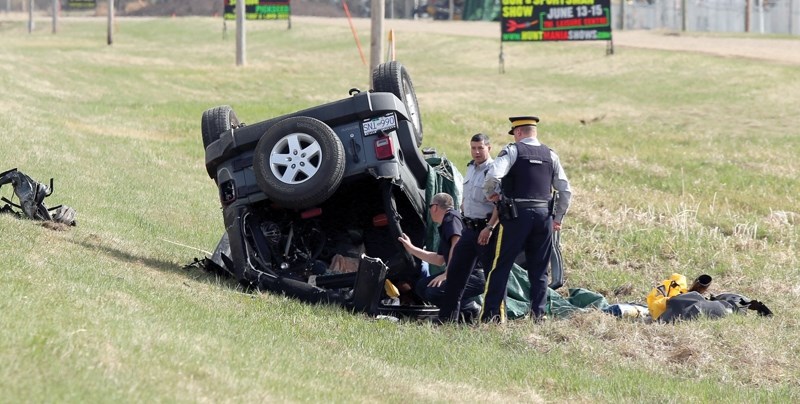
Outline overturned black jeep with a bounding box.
[202,62,452,316]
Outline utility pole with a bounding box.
[745,0,750,32]
[108,0,114,44]
[681,0,686,32]
[236,0,246,66]
[52,0,58,34]
[789,0,793,34]
[28,0,34,33]
[369,0,384,86]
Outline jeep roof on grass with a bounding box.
[201,61,458,317]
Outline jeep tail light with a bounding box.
[219,180,236,205]
[372,213,388,227]
[301,207,322,219]
[374,134,395,160]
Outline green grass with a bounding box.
[1,15,799,402]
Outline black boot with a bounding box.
[459,301,481,324]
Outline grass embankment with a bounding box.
[1,16,798,402]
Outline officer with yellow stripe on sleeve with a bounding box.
[480,116,572,323]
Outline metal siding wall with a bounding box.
[613,0,798,34]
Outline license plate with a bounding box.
[362,113,397,136]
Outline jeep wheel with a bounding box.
[372,61,423,146]
[201,105,240,149]
[252,116,345,209]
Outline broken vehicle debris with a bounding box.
[1,168,76,227]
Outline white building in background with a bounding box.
[613,0,800,35]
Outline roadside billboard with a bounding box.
[501,0,612,41]
[223,0,291,20]
[64,0,97,10]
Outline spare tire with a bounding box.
[252,116,345,209]
[201,105,240,149]
[372,61,423,146]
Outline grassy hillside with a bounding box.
[1,16,798,402]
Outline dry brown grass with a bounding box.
[512,310,799,388]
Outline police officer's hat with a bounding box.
[508,116,539,135]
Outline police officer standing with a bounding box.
[436,133,499,323]
[480,116,572,323]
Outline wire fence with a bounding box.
[612,0,800,35]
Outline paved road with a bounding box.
[298,16,800,65]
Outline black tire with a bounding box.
[372,61,423,146]
[252,116,345,209]
[201,105,239,149]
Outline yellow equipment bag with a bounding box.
[646,273,688,320]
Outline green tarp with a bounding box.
[548,288,610,318]
[424,156,463,276]
[463,0,500,21]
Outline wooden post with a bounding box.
[745,0,750,33]
[498,41,505,74]
[789,0,793,34]
[619,0,625,31]
[681,0,686,32]
[107,0,114,44]
[28,0,34,33]
[236,0,246,66]
[52,0,58,34]
[370,0,384,87]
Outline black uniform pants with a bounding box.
[481,206,552,322]
[435,225,497,320]
[415,267,485,309]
